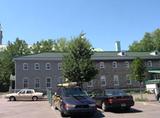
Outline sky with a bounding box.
[0,0,160,51]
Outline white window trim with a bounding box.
[23,78,29,88]
[46,77,52,88]
[100,75,106,86]
[87,80,93,87]
[34,63,40,70]
[34,78,40,89]
[100,62,105,69]
[113,75,119,86]
[58,63,62,70]
[112,61,117,68]
[124,61,129,68]
[23,63,28,70]
[45,63,51,70]
[147,60,152,67]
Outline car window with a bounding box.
[63,87,87,97]
[105,89,127,96]
[26,90,33,94]
[19,90,25,94]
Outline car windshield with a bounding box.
[105,89,127,96]
[63,87,88,97]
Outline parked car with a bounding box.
[156,92,160,102]
[90,89,134,111]
[53,82,97,117]
[5,89,44,101]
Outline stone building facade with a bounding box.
[14,51,160,92]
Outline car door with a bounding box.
[17,89,27,100]
[25,90,33,100]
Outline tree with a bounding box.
[62,33,98,86]
[54,38,69,52]
[129,28,160,52]
[130,57,146,99]
[0,38,30,91]
[31,39,54,54]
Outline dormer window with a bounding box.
[118,51,126,56]
[150,51,158,56]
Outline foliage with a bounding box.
[54,38,69,52]
[129,29,160,51]
[130,57,146,99]
[62,33,98,85]
[0,38,30,91]
[31,39,54,54]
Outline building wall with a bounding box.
[15,58,160,92]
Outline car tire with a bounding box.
[32,96,38,101]
[9,96,16,101]
[61,112,68,117]
[102,102,107,111]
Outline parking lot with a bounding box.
[0,96,160,118]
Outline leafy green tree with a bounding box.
[31,39,54,54]
[54,38,69,52]
[129,28,160,52]
[62,33,98,86]
[0,38,30,91]
[130,57,146,99]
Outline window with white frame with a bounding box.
[23,78,29,88]
[34,78,40,88]
[100,75,106,86]
[112,61,117,68]
[23,63,28,70]
[46,77,52,88]
[34,63,40,70]
[87,80,93,87]
[113,75,119,86]
[58,63,62,70]
[126,74,132,85]
[124,61,129,68]
[99,62,105,69]
[45,63,51,70]
[147,60,152,67]
[153,74,160,79]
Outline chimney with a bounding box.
[115,41,121,52]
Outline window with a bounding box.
[34,63,40,70]
[99,62,105,69]
[26,90,33,94]
[34,78,40,88]
[46,77,52,88]
[113,75,119,86]
[58,63,62,70]
[100,75,106,86]
[23,78,29,88]
[153,74,160,79]
[23,63,28,70]
[112,61,117,68]
[45,63,51,70]
[126,74,132,85]
[87,80,93,87]
[124,61,129,68]
[147,61,152,67]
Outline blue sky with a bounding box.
[0,0,160,51]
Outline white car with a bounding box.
[5,89,44,101]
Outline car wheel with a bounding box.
[61,112,68,117]
[9,96,16,101]
[102,102,107,111]
[32,96,38,101]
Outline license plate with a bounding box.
[121,104,126,107]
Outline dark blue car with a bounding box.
[53,86,97,117]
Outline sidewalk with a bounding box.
[132,93,157,102]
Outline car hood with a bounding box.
[63,96,95,105]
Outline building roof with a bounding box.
[14,51,160,61]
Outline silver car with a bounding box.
[5,89,43,101]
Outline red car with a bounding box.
[90,89,134,111]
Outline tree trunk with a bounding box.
[140,82,143,100]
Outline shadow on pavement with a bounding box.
[108,108,143,114]
[70,109,105,118]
